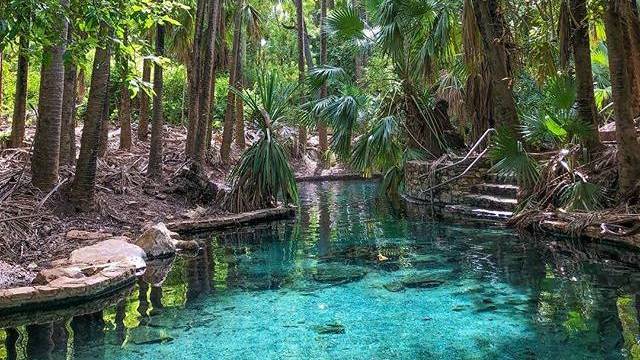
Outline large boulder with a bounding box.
[69,237,147,270]
[32,266,85,285]
[135,223,199,258]
[135,223,178,258]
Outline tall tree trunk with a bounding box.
[234,35,246,150]
[118,28,132,151]
[472,0,519,133]
[220,0,243,164]
[70,26,111,210]
[60,28,78,166]
[571,0,601,151]
[138,54,152,141]
[97,71,111,157]
[77,68,86,100]
[295,0,307,156]
[0,50,3,117]
[147,18,165,179]
[604,0,640,197]
[623,0,640,117]
[353,0,364,82]
[32,0,68,190]
[9,36,29,148]
[186,0,207,157]
[119,82,132,150]
[193,0,222,166]
[318,0,328,167]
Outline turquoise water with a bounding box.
[3,181,640,359]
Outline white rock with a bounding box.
[135,223,178,258]
[69,238,147,270]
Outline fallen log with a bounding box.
[295,173,381,183]
[167,206,296,234]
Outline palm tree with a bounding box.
[221,0,260,163]
[0,50,3,117]
[193,0,222,165]
[570,0,600,151]
[147,16,166,179]
[118,29,132,151]
[32,0,69,190]
[318,0,329,167]
[70,26,112,210]
[60,27,78,166]
[295,0,307,156]
[470,0,519,133]
[9,36,29,148]
[604,0,640,197]
[138,56,152,141]
[220,0,246,164]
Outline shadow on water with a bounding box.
[3,181,640,359]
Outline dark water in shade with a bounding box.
[3,181,640,359]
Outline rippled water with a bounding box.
[3,181,640,359]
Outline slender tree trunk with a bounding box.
[138,56,151,141]
[295,0,307,156]
[97,71,111,157]
[604,0,640,197]
[353,0,363,82]
[571,0,601,150]
[32,0,68,190]
[194,0,222,166]
[147,18,165,179]
[60,29,78,166]
[234,35,246,150]
[220,0,243,164]
[70,26,111,210]
[77,68,86,100]
[9,36,29,148]
[472,0,519,133]
[119,82,132,150]
[186,0,207,157]
[318,0,328,166]
[623,0,640,117]
[0,50,3,117]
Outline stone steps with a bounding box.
[462,194,518,212]
[470,183,519,198]
[484,173,518,186]
[442,204,513,223]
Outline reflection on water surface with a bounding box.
[3,181,640,359]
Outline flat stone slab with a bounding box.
[0,262,136,314]
[0,238,144,315]
[69,238,147,270]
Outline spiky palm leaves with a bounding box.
[225,71,298,213]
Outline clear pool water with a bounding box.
[3,181,640,359]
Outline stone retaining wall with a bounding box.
[404,159,487,205]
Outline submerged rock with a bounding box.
[129,327,174,345]
[400,274,445,289]
[383,282,405,292]
[313,322,345,334]
[312,264,367,285]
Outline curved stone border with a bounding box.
[0,262,137,316]
[167,206,296,234]
[0,283,134,328]
[295,173,381,183]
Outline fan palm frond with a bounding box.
[489,128,540,189]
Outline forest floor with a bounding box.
[0,122,355,289]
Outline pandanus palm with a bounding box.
[225,71,298,213]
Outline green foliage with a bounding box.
[226,70,298,213]
[489,128,540,189]
[520,74,594,149]
[560,180,605,212]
